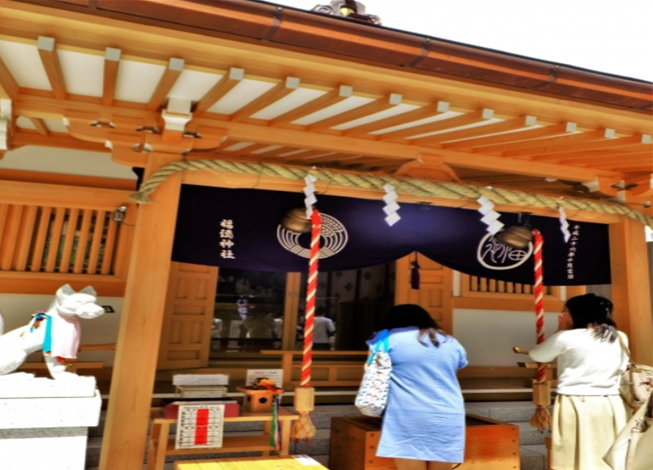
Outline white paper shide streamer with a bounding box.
[477,196,504,235]
[304,175,318,217]
[558,206,571,242]
[383,184,401,226]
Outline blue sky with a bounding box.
[265,0,653,82]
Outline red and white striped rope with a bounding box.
[532,229,546,384]
[300,209,322,387]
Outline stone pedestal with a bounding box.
[0,377,102,470]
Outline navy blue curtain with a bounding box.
[171,185,610,286]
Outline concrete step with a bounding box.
[520,445,548,470]
[465,400,543,422]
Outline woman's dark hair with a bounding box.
[565,293,618,342]
[383,304,445,347]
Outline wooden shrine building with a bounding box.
[0,1,652,469]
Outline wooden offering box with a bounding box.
[330,414,519,470]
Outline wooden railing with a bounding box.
[466,275,557,296]
[0,180,134,295]
[454,273,569,311]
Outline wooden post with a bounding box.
[609,217,653,365]
[99,152,182,470]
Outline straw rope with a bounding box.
[128,159,653,229]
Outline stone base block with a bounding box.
[0,389,102,470]
[0,427,89,470]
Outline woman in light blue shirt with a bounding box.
[367,304,468,470]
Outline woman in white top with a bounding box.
[529,293,628,470]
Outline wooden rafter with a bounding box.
[308,93,403,131]
[380,108,494,141]
[414,109,498,146]
[102,47,121,106]
[36,36,66,100]
[229,77,300,122]
[147,58,184,111]
[0,55,19,99]
[28,118,49,136]
[194,67,243,115]
[269,85,352,127]
[498,129,616,156]
[411,115,537,145]
[254,146,297,157]
[236,143,277,154]
[445,122,577,150]
[344,101,450,137]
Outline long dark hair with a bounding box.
[565,293,618,342]
[383,304,446,347]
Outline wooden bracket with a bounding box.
[393,153,462,182]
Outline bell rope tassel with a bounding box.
[529,229,552,431]
[290,386,316,443]
[290,209,321,443]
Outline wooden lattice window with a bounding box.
[0,203,122,275]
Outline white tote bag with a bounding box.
[355,329,391,417]
[604,392,653,470]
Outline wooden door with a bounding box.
[395,253,454,334]
[158,262,219,369]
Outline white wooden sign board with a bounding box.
[245,369,284,387]
[175,403,225,450]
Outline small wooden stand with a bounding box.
[146,408,299,470]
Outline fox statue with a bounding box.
[0,285,105,380]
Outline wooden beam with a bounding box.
[147,57,184,111]
[0,167,136,190]
[199,120,621,181]
[269,85,352,127]
[444,122,577,150]
[533,135,652,161]
[102,47,121,106]
[557,152,651,166]
[9,95,622,181]
[344,101,450,137]
[609,217,653,365]
[0,56,19,99]
[28,118,49,136]
[0,179,131,210]
[380,108,494,141]
[308,93,402,132]
[37,36,66,100]
[12,131,108,152]
[229,77,300,122]
[194,67,243,115]
[410,115,537,145]
[99,152,183,470]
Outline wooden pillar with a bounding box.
[99,152,182,470]
[609,217,653,365]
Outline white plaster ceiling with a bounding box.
[57,49,104,97]
[0,40,50,90]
